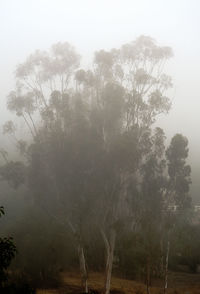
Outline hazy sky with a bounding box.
[0,0,200,200]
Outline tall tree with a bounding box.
[161,134,191,293]
[139,127,166,293]
[2,36,174,294]
[91,36,172,294]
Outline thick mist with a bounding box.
[0,1,200,294]
[1,0,200,202]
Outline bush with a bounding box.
[0,283,35,294]
[0,207,17,287]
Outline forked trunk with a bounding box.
[78,244,88,293]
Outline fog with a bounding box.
[0,1,200,293]
[1,0,200,202]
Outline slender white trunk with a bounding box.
[22,113,35,139]
[78,244,88,293]
[102,229,116,294]
[146,256,151,294]
[27,112,38,136]
[164,237,170,294]
[160,238,164,276]
[0,150,9,164]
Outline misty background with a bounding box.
[0,0,200,203]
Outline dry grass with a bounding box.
[37,271,200,294]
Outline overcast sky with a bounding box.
[0,0,200,200]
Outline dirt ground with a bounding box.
[37,271,200,294]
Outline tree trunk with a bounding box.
[27,112,38,136]
[22,113,35,139]
[78,244,88,293]
[146,256,151,294]
[163,237,170,294]
[102,228,116,294]
[160,238,164,276]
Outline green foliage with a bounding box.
[0,206,5,217]
[0,283,35,294]
[0,207,17,287]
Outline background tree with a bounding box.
[166,134,192,209]
[88,36,173,294]
[139,127,166,293]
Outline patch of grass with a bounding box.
[37,271,200,294]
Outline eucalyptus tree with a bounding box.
[166,134,191,209]
[88,36,173,294]
[3,42,92,292]
[2,36,174,294]
[139,127,167,293]
[161,134,191,293]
